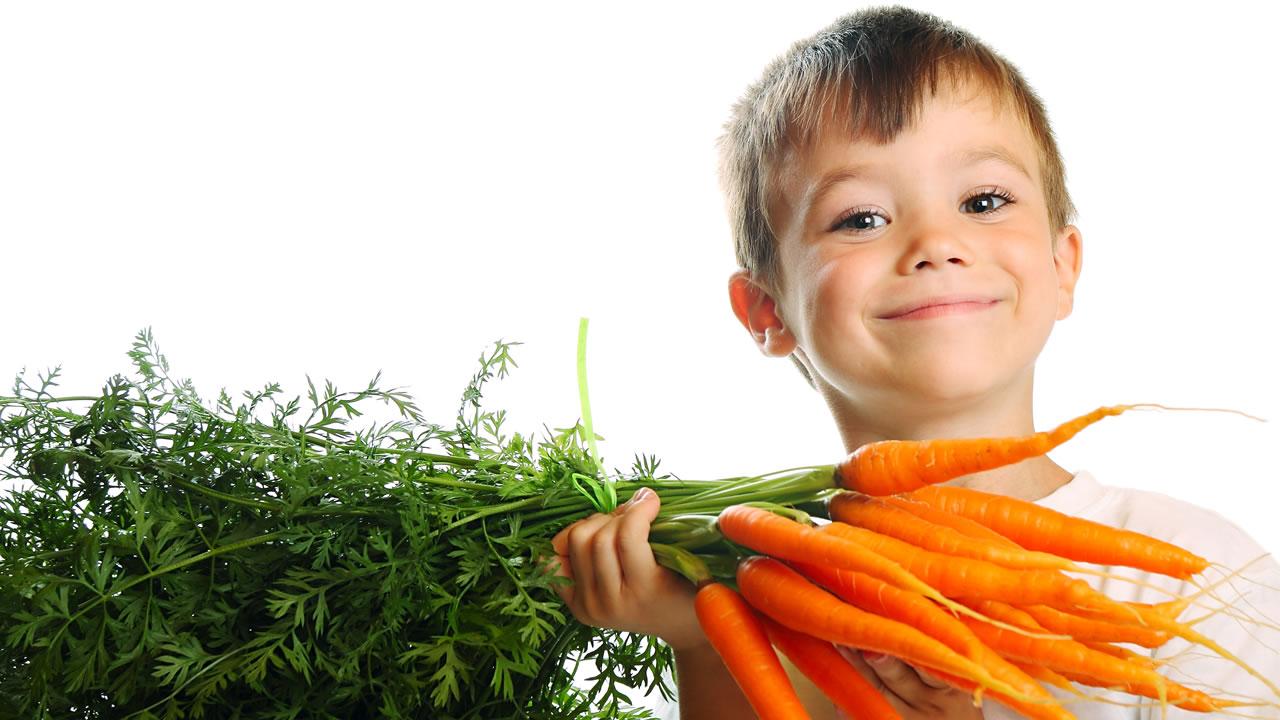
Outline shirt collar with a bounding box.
[1034,470,1107,516]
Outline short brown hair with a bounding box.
[717,5,1078,384]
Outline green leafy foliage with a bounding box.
[0,329,682,719]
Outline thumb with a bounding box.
[618,487,661,522]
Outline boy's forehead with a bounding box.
[769,87,1039,221]
[793,86,1032,172]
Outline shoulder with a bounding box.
[1074,474,1274,572]
[1070,475,1280,708]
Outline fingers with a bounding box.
[565,513,618,618]
[587,519,625,602]
[549,488,663,623]
[616,488,661,583]
[914,665,952,690]
[835,646,893,697]
[861,651,932,706]
[550,518,577,558]
[545,550,574,597]
[548,522,580,604]
[836,647,961,713]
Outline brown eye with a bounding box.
[962,189,1015,215]
[833,210,887,233]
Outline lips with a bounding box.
[879,294,999,319]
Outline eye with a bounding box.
[830,207,888,234]
[962,186,1016,215]
[829,186,1017,235]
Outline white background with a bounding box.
[2,0,1277,687]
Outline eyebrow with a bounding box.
[956,145,1034,183]
[803,144,1034,223]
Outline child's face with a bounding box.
[731,83,1082,414]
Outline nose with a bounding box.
[897,222,975,274]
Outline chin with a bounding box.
[896,361,1010,405]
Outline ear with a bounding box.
[728,270,798,357]
[1052,224,1083,320]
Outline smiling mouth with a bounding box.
[884,300,999,320]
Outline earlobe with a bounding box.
[1053,225,1083,320]
[728,271,797,357]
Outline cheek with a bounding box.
[1016,258,1064,336]
[806,257,871,335]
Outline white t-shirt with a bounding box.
[982,471,1280,720]
[646,471,1280,719]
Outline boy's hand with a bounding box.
[549,488,704,651]
[836,648,984,719]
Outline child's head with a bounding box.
[720,5,1083,426]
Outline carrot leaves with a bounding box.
[0,329,677,719]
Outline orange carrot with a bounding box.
[1010,662,1080,694]
[883,495,1022,548]
[818,522,1133,618]
[1079,641,1160,670]
[693,582,811,719]
[792,561,1071,720]
[1053,667,1239,714]
[828,491,1079,571]
[956,599,1239,713]
[1018,604,1171,649]
[734,556,1041,705]
[1075,596,1189,624]
[908,484,1209,579]
[717,504,995,623]
[759,615,902,720]
[837,405,1142,496]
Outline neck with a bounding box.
[817,379,1074,502]
[941,457,1074,502]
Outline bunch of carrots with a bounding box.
[5,327,1276,719]
[644,405,1280,719]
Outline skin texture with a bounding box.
[839,648,982,720]
[555,79,1086,719]
[550,490,759,719]
[724,79,1083,717]
[731,80,1083,504]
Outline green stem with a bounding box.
[156,433,504,472]
[576,318,601,475]
[442,495,547,531]
[164,475,282,512]
[517,472,837,535]
[515,482,707,524]
[574,317,616,513]
[0,395,104,404]
[650,543,713,586]
[412,475,505,492]
[95,450,497,509]
[660,466,836,513]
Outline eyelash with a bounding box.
[829,186,1017,234]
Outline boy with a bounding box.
[551,5,1280,718]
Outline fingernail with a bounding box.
[861,650,886,664]
[627,488,653,506]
